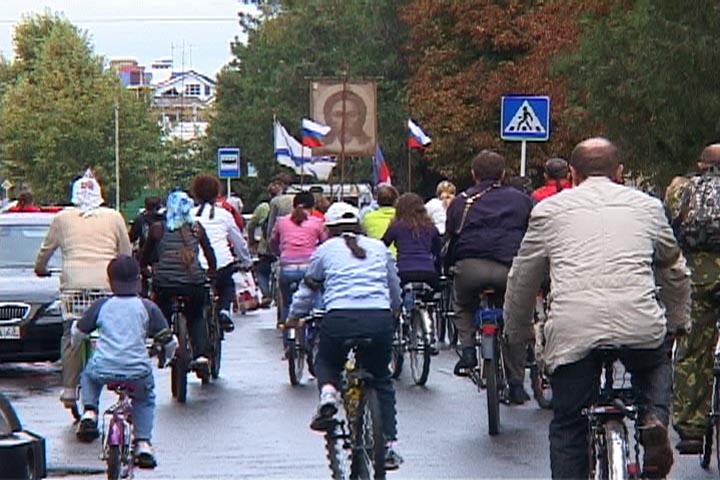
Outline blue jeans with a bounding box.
[81,365,156,442]
[279,266,307,322]
[255,255,274,299]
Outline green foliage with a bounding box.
[560,0,720,188]
[209,0,412,205]
[0,13,162,205]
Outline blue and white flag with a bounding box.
[274,121,336,180]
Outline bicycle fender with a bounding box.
[480,334,496,360]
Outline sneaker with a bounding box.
[428,341,440,356]
[508,383,531,405]
[675,437,703,455]
[219,310,235,333]
[75,410,99,442]
[453,347,478,377]
[260,297,273,309]
[310,389,339,432]
[60,387,76,406]
[191,356,210,377]
[640,415,673,478]
[133,440,157,469]
[384,446,404,470]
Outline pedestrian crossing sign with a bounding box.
[501,96,550,141]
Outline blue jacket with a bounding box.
[446,180,533,267]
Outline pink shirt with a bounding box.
[271,215,327,264]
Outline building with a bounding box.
[153,70,216,125]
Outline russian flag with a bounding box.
[372,145,392,185]
[407,119,432,150]
[301,118,331,148]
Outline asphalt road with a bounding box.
[0,308,714,479]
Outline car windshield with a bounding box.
[0,225,60,269]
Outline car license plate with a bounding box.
[0,326,20,339]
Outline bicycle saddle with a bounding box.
[343,338,373,350]
[107,381,136,393]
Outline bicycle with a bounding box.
[59,289,112,421]
[400,283,436,386]
[101,343,168,480]
[528,293,553,410]
[584,350,641,480]
[435,274,457,346]
[468,288,508,436]
[287,309,323,386]
[168,290,219,402]
[323,338,386,480]
[700,319,720,474]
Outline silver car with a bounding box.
[0,212,62,362]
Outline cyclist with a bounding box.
[142,190,217,373]
[265,173,295,241]
[247,186,275,308]
[425,180,456,235]
[362,184,399,257]
[531,158,571,203]
[382,192,441,353]
[72,255,177,469]
[286,202,404,470]
[270,191,327,328]
[35,170,132,409]
[444,151,534,404]
[191,175,252,333]
[503,137,691,479]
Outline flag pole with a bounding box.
[339,67,348,200]
[300,122,305,187]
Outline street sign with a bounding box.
[247,162,258,178]
[217,147,241,179]
[1,180,12,191]
[501,96,550,142]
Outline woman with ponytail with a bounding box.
[531,158,571,202]
[286,202,404,471]
[270,191,327,326]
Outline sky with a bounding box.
[0,0,253,76]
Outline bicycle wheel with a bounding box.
[389,326,404,379]
[409,309,431,386]
[350,388,385,480]
[106,445,121,480]
[211,335,222,380]
[307,331,320,378]
[604,419,629,480]
[483,336,500,436]
[288,330,305,386]
[325,421,350,480]
[171,312,190,403]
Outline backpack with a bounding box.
[676,173,720,249]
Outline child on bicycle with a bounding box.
[71,254,177,469]
[287,202,404,471]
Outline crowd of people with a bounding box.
[14,135,720,478]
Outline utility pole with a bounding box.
[115,99,120,210]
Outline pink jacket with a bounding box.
[270,215,327,264]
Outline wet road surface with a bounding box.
[0,308,713,478]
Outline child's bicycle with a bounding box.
[322,338,386,480]
[101,343,168,480]
[59,289,112,421]
[286,309,323,386]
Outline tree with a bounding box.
[560,0,720,188]
[401,0,613,183]
[209,0,411,205]
[0,13,161,205]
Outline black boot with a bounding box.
[454,347,477,377]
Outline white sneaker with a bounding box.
[134,440,157,469]
[76,410,99,442]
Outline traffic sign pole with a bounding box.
[521,140,527,177]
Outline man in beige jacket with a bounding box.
[504,138,691,479]
[35,171,132,406]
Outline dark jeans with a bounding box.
[399,271,440,293]
[549,344,672,479]
[314,309,397,441]
[279,265,307,323]
[255,255,274,298]
[154,284,209,358]
[215,263,236,313]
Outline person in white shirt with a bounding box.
[191,175,252,332]
[425,180,456,235]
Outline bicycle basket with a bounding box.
[60,290,112,321]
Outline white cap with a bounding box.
[324,202,360,226]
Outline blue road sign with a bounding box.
[501,96,550,141]
[217,147,240,178]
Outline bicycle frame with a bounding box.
[101,387,134,479]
